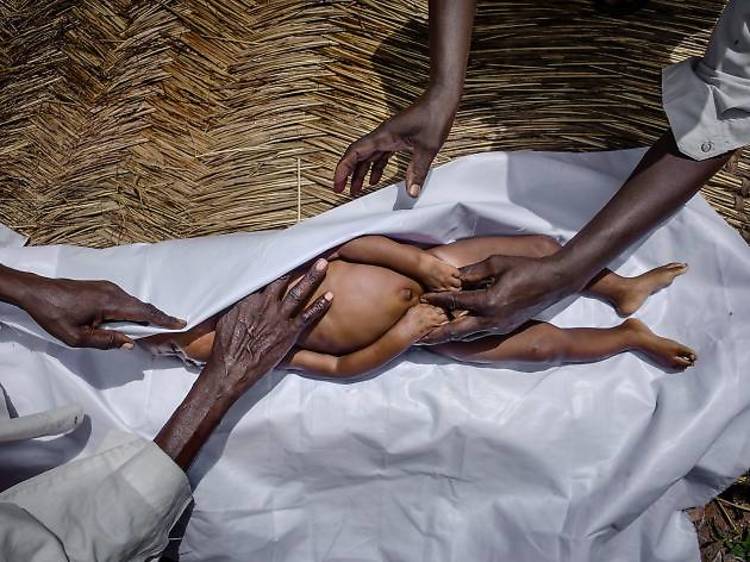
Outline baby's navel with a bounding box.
[399,287,415,302]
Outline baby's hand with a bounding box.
[401,303,449,341]
[418,254,461,292]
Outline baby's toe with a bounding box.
[672,347,696,369]
[666,262,688,272]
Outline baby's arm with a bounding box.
[333,236,460,291]
[285,304,448,378]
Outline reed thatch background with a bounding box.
[2,2,750,559]
[0,0,748,247]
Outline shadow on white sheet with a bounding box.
[0,149,748,562]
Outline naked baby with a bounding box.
[144,235,695,375]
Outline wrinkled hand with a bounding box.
[421,254,575,343]
[21,276,185,349]
[207,259,332,399]
[334,90,457,197]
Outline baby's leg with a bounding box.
[141,316,217,364]
[428,235,687,316]
[585,263,688,316]
[433,318,696,370]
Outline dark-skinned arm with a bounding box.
[0,262,332,562]
[334,0,476,197]
[0,263,185,349]
[154,261,332,469]
[423,131,732,342]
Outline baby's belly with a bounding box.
[296,260,422,354]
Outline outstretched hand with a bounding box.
[207,259,333,400]
[421,254,575,344]
[21,276,185,350]
[333,91,457,197]
[155,260,333,469]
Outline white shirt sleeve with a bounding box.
[662,0,750,160]
[0,432,192,562]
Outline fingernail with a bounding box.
[315,259,328,271]
[408,184,420,197]
[324,291,334,301]
[121,342,134,350]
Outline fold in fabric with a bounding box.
[0,149,748,562]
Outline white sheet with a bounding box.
[1,149,749,562]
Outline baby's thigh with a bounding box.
[426,235,561,268]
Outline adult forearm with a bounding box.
[0,264,36,307]
[154,263,331,471]
[553,131,732,291]
[427,0,475,101]
[153,367,238,470]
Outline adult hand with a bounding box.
[206,259,333,401]
[421,254,575,343]
[155,259,332,469]
[333,89,458,197]
[20,275,185,350]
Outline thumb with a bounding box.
[405,149,436,198]
[77,328,135,350]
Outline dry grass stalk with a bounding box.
[0,1,748,557]
[0,0,747,246]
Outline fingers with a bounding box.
[265,274,291,302]
[369,152,392,185]
[459,256,505,286]
[75,328,134,350]
[405,149,436,197]
[109,292,186,330]
[350,160,371,196]
[350,151,391,196]
[297,292,333,329]
[422,288,490,314]
[420,316,491,345]
[334,136,379,194]
[281,259,328,317]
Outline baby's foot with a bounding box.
[615,262,688,316]
[623,318,696,370]
[418,254,461,292]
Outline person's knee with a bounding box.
[525,330,565,363]
[529,235,562,258]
